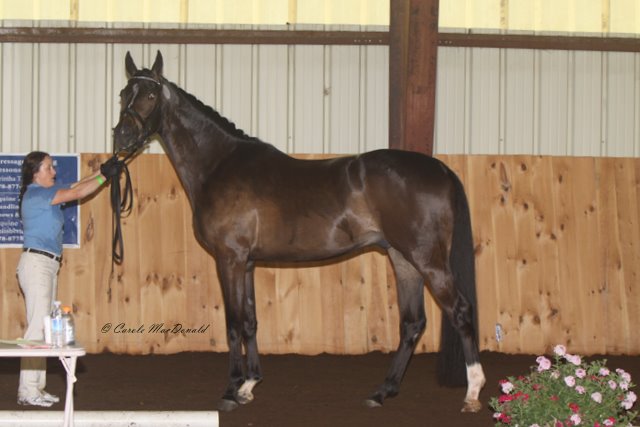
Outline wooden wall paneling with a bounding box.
[558,157,603,354]
[275,266,301,353]
[296,265,324,354]
[627,160,640,353]
[548,157,580,349]
[530,157,564,353]
[611,158,640,353]
[318,257,346,354]
[3,154,640,356]
[582,157,609,353]
[131,155,165,353]
[596,158,625,353]
[553,158,592,348]
[488,158,522,352]
[508,156,545,354]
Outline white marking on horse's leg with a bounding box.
[237,379,258,404]
[462,363,486,413]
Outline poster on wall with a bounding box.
[0,154,80,248]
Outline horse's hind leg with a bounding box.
[420,255,485,412]
[236,264,263,404]
[365,248,426,407]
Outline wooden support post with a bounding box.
[389,0,439,155]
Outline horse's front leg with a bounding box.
[236,262,263,405]
[216,258,250,412]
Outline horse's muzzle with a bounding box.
[113,120,143,153]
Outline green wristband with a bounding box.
[96,175,105,185]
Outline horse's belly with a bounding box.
[254,219,383,262]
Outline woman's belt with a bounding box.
[23,247,62,262]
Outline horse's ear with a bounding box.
[125,52,138,78]
[151,50,163,77]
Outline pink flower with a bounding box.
[591,392,603,403]
[616,369,632,383]
[564,376,576,387]
[621,391,637,410]
[565,354,582,366]
[570,413,581,425]
[501,381,514,394]
[608,380,617,390]
[599,368,610,376]
[575,368,586,378]
[537,356,551,372]
[575,385,586,394]
[622,399,634,410]
[554,344,567,356]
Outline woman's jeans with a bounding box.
[16,251,60,398]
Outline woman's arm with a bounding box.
[50,172,106,205]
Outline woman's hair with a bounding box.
[18,151,50,215]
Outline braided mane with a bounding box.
[166,80,255,141]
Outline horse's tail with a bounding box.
[437,169,478,387]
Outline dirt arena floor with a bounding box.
[0,351,638,427]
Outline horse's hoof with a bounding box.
[461,399,482,413]
[363,398,382,408]
[217,399,239,412]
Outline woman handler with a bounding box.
[16,151,119,407]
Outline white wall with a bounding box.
[0,24,639,157]
[435,42,640,157]
[0,24,390,155]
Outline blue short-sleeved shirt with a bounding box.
[21,182,71,256]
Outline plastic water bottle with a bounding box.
[50,301,64,348]
[43,315,52,344]
[62,305,75,346]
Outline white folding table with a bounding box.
[0,340,85,427]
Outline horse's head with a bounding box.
[113,50,167,154]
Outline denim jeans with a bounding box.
[16,251,60,398]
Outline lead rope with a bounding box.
[106,151,135,303]
[110,156,134,265]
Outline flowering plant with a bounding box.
[490,345,638,426]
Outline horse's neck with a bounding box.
[158,103,235,209]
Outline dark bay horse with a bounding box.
[113,51,485,413]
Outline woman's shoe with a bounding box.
[17,395,54,407]
[41,391,60,403]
